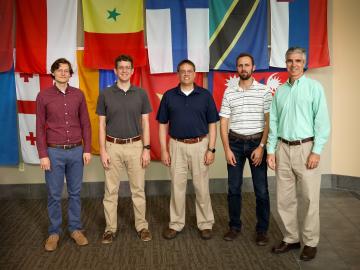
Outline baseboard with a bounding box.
[0,174,357,199]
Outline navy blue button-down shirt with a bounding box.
[156,85,219,139]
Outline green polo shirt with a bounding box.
[267,75,330,155]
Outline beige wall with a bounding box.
[0,0,358,184]
[331,0,360,176]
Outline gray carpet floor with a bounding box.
[0,193,299,270]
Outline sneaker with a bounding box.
[138,228,152,242]
[102,231,115,244]
[44,234,59,251]
[70,230,88,246]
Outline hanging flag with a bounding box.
[83,0,146,69]
[146,0,209,74]
[209,69,288,111]
[0,68,19,165]
[209,0,268,71]
[15,0,77,74]
[0,0,14,72]
[270,0,330,68]
[141,63,204,160]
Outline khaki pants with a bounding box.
[103,140,148,233]
[275,141,321,247]
[169,138,215,231]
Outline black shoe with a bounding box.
[256,232,269,246]
[223,228,240,241]
[272,241,301,254]
[300,245,317,261]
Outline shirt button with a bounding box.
[66,122,68,124]
[66,130,69,133]
[65,112,68,115]
[64,104,67,106]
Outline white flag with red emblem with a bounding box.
[15,73,79,164]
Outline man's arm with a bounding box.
[251,113,269,166]
[204,122,216,165]
[141,113,150,168]
[99,115,110,169]
[79,93,91,165]
[159,123,170,166]
[220,117,236,166]
[35,94,50,170]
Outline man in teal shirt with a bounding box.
[267,47,330,261]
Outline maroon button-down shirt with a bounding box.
[36,85,91,158]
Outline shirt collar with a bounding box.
[112,83,136,93]
[286,74,306,86]
[54,84,70,94]
[175,84,201,96]
[236,78,259,92]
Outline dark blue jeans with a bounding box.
[45,146,84,235]
[227,137,270,232]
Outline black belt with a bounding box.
[47,142,82,150]
[106,135,141,144]
[279,137,314,146]
[229,130,263,140]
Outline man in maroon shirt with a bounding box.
[36,58,91,251]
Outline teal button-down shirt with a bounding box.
[267,75,330,154]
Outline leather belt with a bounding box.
[173,135,206,144]
[47,142,82,150]
[279,137,314,146]
[229,130,263,140]
[106,135,141,144]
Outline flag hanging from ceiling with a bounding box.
[15,0,77,74]
[141,63,204,160]
[0,0,14,72]
[209,0,268,71]
[146,0,209,74]
[83,0,146,69]
[0,68,19,165]
[209,69,288,111]
[270,0,330,68]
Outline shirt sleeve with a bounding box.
[219,90,231,118]
[35,93,48,158]
[267,92,279,154]
[312,82,330,154]
[141,90,152,114]
[79,92,92,153]
[156,92,169,124]
[96,92,106,116]
[206,93,220,123]
[264,89,273,113]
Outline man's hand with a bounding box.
[306,153,320,169]
[267,154,276,170]
[251,147,264,167]
[40,157,51,171]
[225,149,237,166]
[161,150,171,167]
[83,153,91,165]
[100,150,111,169]
[141,149,151,168]
[204,151,215,166]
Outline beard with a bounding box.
[239,71,252,80]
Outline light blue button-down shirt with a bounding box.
[267,75,330,154]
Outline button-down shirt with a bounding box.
[36,85,91,158]
[267,75,330,154]
[156,84,219,139]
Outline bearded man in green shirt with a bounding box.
[267,47,330,261]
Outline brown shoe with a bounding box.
[138,228,152,242]
[163,228,180,240]
[71,230,88,246]
[199,229,212,240]
[256,232,269,246]
[223,228,240,241]
[44,234,59,252]
[102,231,115,244]
[300,245,317,261]
[272,241,301,254]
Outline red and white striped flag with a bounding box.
[15,0,77,74]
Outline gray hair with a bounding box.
[285,47,307,62]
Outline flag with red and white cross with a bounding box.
[15,73,53,164]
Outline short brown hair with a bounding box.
[236,53,254,66]
[50,58,74,79]
[177,59,196,72]
[114,55,134,69]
